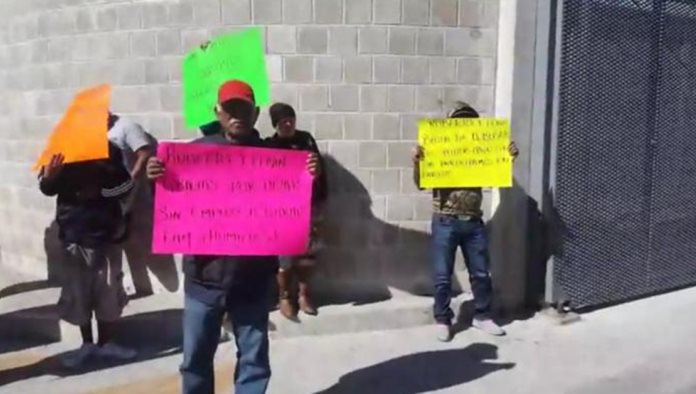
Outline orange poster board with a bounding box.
[33,84,112,171]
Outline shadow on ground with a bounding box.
[0,309,185,387]
[0,281,53,300]
[0,183,180,303]
[0,305,62,355]
[451,299,537,336]
[314,343,515,394]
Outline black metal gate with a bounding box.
[555,0,696,308]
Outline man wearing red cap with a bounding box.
[147,80,320,394]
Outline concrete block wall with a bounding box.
[0,0,500,302]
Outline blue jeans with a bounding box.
[180,286,271,394]
[431,214,493,325]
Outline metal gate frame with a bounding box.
[532,0,696,309]
[514,0,565,307]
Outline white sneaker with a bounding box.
[436,324,453,342]
[97,343,137,360]
[60,343,98,368]
[472,316,506,336]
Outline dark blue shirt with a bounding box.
[39,143,134,247]
[182,131,279,305]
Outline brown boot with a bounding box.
[297,266,318,316]
[277,269,297,320]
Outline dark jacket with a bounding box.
[182,131,279,305]
[39,143,134,247]
[199,120,222,136]
[265,130,328,205]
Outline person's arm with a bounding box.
[38,154,65,196]
[130,147,151,179]
[412,146,424,190]
[124,122,153,178]
[412,162,420,188]
[305,146,321,178]
[509,141,519,161]
[146,156,165,181]
[301,130,324,179]
[100,144,134,199]
[307,134,328,203]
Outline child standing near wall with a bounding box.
[107,112,157,297]
[39,143,136,367]
[265,103,328,320]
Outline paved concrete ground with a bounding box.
[1,286,696,394]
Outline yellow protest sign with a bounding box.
[418,118,512,188]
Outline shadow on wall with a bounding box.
[119,182,179,297]
[37,183,180,300]
[314,343,515,394]
[314,156,567,315]
[314,156,464,306]
[530,187,566,307]
[0,222,63,300]
[487,178,566,315]
[44,221,63,286]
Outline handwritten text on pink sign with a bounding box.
[152,142,313,256]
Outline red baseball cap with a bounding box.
[217,80,255,105]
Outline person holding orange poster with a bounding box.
[36,84,137,367]
[38,141,136,367]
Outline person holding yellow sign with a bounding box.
[412,102,519,342]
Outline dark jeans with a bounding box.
[431,214,493,325]
[180,285,271,394]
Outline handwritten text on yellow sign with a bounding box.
[418,118,512,188]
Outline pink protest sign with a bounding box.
[152,142,313,256]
